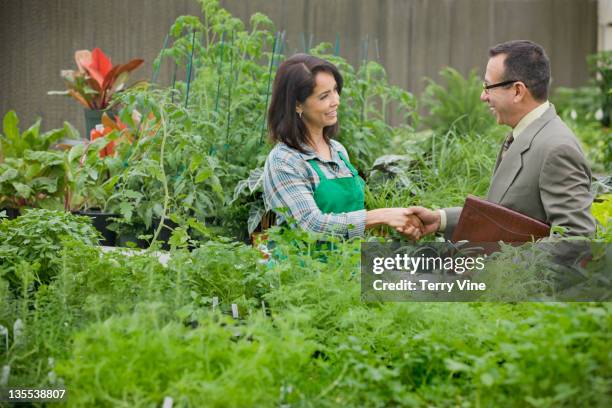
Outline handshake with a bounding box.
[368,207,442,240]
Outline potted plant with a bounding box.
[0,111,69,216]
[62,111,147,246]
[49,48,144,138]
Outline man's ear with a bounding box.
[513,82,528,103]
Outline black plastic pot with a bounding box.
[115,218,179,250]
[0,207,20,220]
[84,109,104,139]
[152,218,179,250]
[72,210,118,246]
[116,231,149,249]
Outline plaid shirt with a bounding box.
[263,139,366,238]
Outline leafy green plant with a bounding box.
[0,209,100,285]
[312,50,419,172]
[103,0,420,240]
[552,51,611,132]
[0,111,76,210]
[588,50,612,127]
[63,133,122,211]
[553,85,603,125]
[422,67,497,136]
[566,120,612,173]
[0,111,67,159]
[104,90,225,244]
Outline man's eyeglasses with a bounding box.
[482,80,519,94]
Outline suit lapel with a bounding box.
[487,105,558,202]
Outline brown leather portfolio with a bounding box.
[451,195,551,243]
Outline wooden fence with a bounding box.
[0,0,597,131]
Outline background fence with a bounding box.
[0,0,598,132]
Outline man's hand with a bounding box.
[397,206,441,238]
[399,214,424,240]
[365,208,425,240]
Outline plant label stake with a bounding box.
[212,296,219,311]
[0,325,7,352]
[231,303,239,319]
[13,319,23,345]
[48,370,57,385]
[0,365,9,387]
[261,301,267,317]
[162,396,174,408]
[47,357,57,384]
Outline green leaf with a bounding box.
[0,168,19,183]
[22,119,42,148]
[68,143,86,163]
[31,177,58,193]
[123,190,144,201]
[2,110,20,142]
[444,358,471,372]
[24,150,64,166]
[189,154,203,173]
[40,128,66,149]
[247,204,265,235]
[195,167,213,183]
[118,202,133,222]
[480,372,494,387]
[12,182,32,198]
[63,121,81,140]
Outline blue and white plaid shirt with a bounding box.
[263,139,367,238]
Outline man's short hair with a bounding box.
[489,40,551,101]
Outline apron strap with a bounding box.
[338,152,358,176]
[307,159,327,180]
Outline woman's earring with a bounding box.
[298,111,303,119]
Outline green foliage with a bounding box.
[587,50,612,127]
[0,110,66,159]
[553,86,603,125]
[0,3,609,405]
[566,120,612,173]
[107,0,418,240]
[0,209,100,285]
[422,67,497,136]
[0,111,79,210]
[64,133,122,211]
[0,234,609,407]
[366,129,506,212]
[103,89,226,242]
[592,194,611,232]
[540,51,612,127]
[312,47,419,171]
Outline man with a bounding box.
[408,40,596,239]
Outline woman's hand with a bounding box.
[366,208,424,240]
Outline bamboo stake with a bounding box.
[151,34,170,85]
[259,31,280,145]
[334,33,340,56]
[224,32,235,161]
[184,30,197,108]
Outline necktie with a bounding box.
[501,133,514,161]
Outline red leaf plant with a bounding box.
[50,48,144,110]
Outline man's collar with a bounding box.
[512,100,550,140]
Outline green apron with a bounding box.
[308,151,365,214]
[266,151,365,265]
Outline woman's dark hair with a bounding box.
[267,53,343,152]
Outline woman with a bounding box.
[263,54,422,239]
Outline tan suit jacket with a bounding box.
[444,104,596,238]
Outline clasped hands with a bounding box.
[380,207,441,240]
